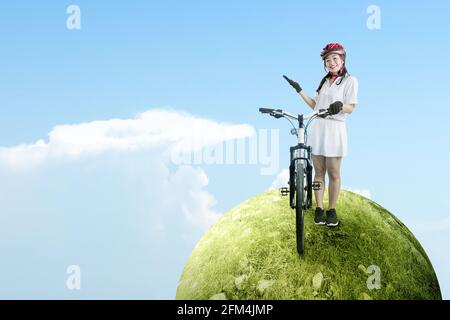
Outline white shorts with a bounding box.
[309,118,347,157]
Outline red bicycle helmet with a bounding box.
[320,43,346,60]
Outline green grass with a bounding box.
[176,190,441,300]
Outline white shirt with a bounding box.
[313,75,359,121]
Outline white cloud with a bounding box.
[343,187,372,199]
[0,108,254,230]
[0,108,256,298]
[167,165,221,230]
[269,168,289,190]
[0,108,255,170]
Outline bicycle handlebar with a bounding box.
[259,107,329,121]
[259,107,273,114]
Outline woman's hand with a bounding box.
[328,101,343,115]
[283,75,302,93]
[283,75,315,109]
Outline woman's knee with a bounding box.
[326,157,342,181]
[313,156,326,179]
[327,170,340,181]
[314,171,325,181]
[313,165,326,180]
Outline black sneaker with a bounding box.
[314,207,326,225]
[326,209,339,227]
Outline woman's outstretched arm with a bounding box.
[299,91,316,110]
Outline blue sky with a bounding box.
[1,0,449,299]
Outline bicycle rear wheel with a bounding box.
[295,161,306,255]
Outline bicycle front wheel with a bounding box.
[295,161,306,255]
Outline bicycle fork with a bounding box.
[285,144,314,210]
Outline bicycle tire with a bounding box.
[295,161,306,255]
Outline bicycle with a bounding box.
[258,107,330,255]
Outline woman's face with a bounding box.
[325,54,344,74]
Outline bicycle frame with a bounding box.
[259,107,328,254]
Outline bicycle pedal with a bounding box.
[312,182,322,190]
[279,187,289,196]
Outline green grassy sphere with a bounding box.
[176,190,441,300]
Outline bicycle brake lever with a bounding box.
[270,109,283,118]
[317,109,329,118]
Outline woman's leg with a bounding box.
[326,157,342,209]
[312,155,326,209]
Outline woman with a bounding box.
[283,43,358,227]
